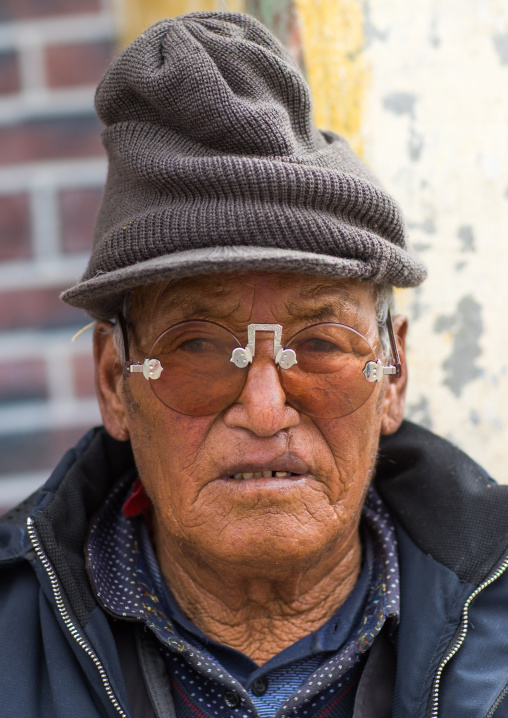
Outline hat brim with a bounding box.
[61,244,426,320]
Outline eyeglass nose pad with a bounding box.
[275,348,297,370]
[230,347,253,368]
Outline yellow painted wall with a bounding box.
[117,0,245,47]
[294,0,366,156]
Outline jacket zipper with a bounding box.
[429,552,508,718]
[27,516,128,718]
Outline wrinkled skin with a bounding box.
[95,272,408,663]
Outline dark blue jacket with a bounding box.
[1,421,507,717]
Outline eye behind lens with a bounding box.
[281,323,377,419]
[148,320,246,415]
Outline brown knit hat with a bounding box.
[61,11,426,320]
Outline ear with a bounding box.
[94,322,130,441]
[380,314,408,436]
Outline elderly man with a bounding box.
[1,12,508,718]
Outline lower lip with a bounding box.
[216,474,310,491]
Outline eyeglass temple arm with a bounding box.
[362,310,402,383]
[386,310,402,378]
[117,313,132,378]
[117,313,164,381]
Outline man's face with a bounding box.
[96,272,407,573]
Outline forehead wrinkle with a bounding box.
[174,300,242,322]
[137,280,243,322]
[283,297,366,324]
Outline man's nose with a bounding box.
[223,342,300,436]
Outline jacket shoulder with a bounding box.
[377,420,508,585]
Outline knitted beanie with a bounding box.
[61,11,427,320]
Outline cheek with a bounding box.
[313,400,383,502]
[124,386,215,510]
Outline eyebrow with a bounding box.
[283,293,365,323]
[145,280,367,325]
[151,295,241,322]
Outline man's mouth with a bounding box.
[220,455,310,483]
[230,470,298,480]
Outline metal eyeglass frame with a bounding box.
[117,311,401,385]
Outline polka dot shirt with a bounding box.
[87,476,400,718]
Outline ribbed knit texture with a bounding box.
[61,12,427,320]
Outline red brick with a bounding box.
[0,0,100,22]
[0,194,32,261]
[0,358,47,403]
[72,353,96,399]
[46,41,113,89]
[0,287,87,331]
[0,426,93,477]
[60,187,102,254]
[0,51,21,95]
[0,116,104,166]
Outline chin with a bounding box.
[200,518,342,573]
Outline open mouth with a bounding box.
[229,471,299,480]
[221,456,309,483]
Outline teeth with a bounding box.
[231,470,293,480]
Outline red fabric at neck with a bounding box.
[122,478,152,518]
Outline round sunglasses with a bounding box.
[118,313,401,419]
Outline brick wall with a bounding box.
[0,0,117,512]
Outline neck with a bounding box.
[154,522,362,665]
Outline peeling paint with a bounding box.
[435,296,483,397]
[406,396,433,430]
[492,31,508,65]
[408,127,424,161]
[362,0,388,45]
[403,286,428,322]
[382,92,416,117]
[429,16,440,48]
[408,218,436,234]
[457,225,476,252]
[469,409,481,426]
[434,313,455,333]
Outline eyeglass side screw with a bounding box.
[363,359,398,383]
[142,358,163,380]
[363,359,383,382]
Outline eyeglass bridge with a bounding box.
[230,324,298,370]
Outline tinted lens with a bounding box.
[281,323,377,418]
[149,321,246,415]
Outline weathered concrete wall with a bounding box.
[118,0,508,480]
[358,0,508,481]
